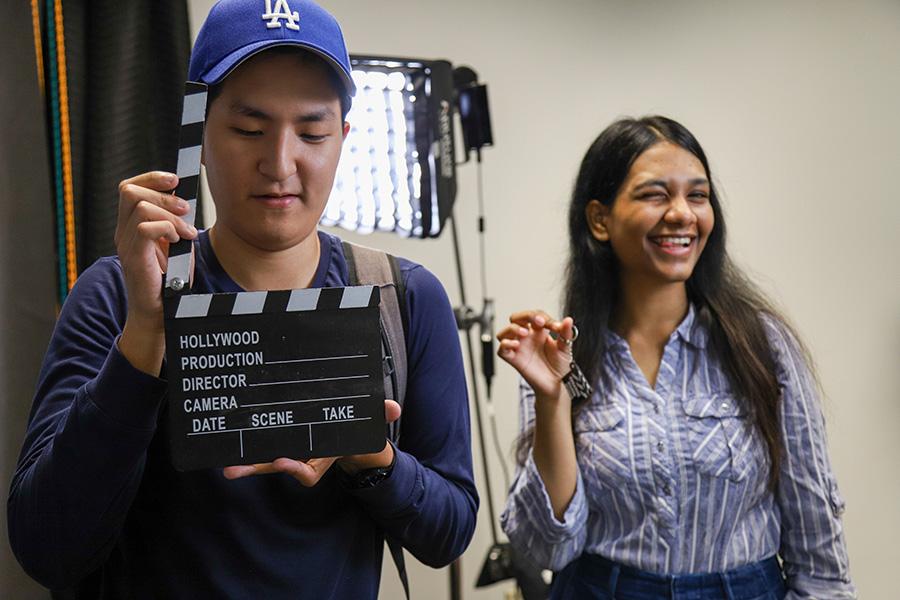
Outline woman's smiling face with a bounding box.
[586,141,715,286]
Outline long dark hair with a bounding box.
[518,116,806,490]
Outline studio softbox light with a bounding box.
[322,55,457,239]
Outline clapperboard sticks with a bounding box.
[170,286,382,320]
[165,81,207,296]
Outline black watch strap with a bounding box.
[349,464,393,489]
[340,444,397,489]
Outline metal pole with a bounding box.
[450,210,499,544]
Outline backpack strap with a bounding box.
[341,240,410,599]
[342,241,408,432]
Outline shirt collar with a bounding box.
[194,228,334,291]
[676,303,708,348]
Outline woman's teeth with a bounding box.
[654,236,691,247]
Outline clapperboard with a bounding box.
[162,83,386,471]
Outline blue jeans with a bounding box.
[549,554,786,600]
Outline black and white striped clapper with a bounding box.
[165,81,206,296]
[162,83,387,471]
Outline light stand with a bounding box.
[450,69,550,600]
[451,177,548,600]
[450,208,516,589]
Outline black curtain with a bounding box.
[59,0,196,271]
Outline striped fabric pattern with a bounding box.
[501,306,856,598]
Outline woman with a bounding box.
[498,116,855,599]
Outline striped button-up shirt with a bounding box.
[501,306,855,598]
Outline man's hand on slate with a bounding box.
[222,399,401,487]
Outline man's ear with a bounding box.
[342,121,350,139]
[585,200,610,242]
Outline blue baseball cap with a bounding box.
[189,0,356,100]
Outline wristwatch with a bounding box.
[340,445,396,489]
[347,464,394,489]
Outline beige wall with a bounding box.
[189,1,900,597]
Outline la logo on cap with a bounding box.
[262,0,300,30]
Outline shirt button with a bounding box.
[662,484,672,496]
[656,441,664,452]
[720,402,729,410]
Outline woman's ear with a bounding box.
[585,200,610,242]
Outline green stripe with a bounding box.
[46,0,67,302]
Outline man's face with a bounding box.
[202,51,348,252]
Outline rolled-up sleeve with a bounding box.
[500,380,588,571]
[765,319,856,599]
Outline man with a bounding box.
[8,1,478,597]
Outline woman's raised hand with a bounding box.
[496,310,577,400]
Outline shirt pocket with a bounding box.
[680,394,759,483]
[574,402,632,495]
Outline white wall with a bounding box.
[189,1,900,597]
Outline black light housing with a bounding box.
[475,542,550,599]
[453,66,493,160]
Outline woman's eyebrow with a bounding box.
[633,177,709,191]
[633,179,667,191]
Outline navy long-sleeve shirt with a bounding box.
[9,230,478,599]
